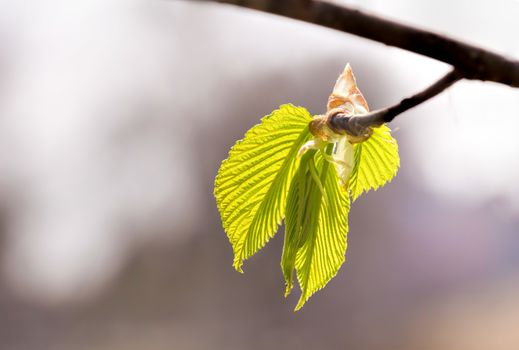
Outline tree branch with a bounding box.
[191,0,518,130]
[197,0,519,88]
[330,69,463,135]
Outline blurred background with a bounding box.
[0,0,518,349]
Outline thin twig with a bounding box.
[196,0,519,88]
[331,69,463,135]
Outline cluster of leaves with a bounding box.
[214,104,399,310]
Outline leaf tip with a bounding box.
[294,298,306,312]
[284,284,292,298]
[233,260,244,274]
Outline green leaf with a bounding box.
[281,151,314,297]
[349,124,400,201]
[293,146,351,310]
[214,104,312,272]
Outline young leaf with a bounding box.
[214,63,400,311]
[214,104,312,272]
[349,124,400,201]
[294,146,351,310]
[281,151,313,296]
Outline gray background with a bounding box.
[0,0,518,349]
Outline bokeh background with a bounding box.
[0,0,518,349]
